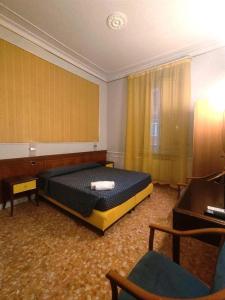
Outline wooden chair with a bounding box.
[177,170,225,199]
[106,224,225,300]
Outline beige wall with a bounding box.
[191,47,225,175]
[191,47,225,102]
[107,78,127,168]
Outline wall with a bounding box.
[107,78,127,168]
[191,47,225,102]
[191,46,225,175]
[107,47,225,169]
[0,26,107,159]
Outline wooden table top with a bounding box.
[176,179,224,215]
[3,176,38,186]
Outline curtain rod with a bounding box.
[108,44,225,83]
[128,56,191,78]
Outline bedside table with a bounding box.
[3,176,39,216]
[98,160,114,168]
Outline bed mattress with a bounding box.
[39,163,151,217]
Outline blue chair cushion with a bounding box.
[211,242,225,293]
[119,251,210,300]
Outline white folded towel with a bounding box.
[91,181,115,191]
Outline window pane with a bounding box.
[151,88,160,153]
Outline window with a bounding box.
[151,88,160,153]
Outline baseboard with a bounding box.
[0,197,27,210]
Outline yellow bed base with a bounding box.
[39,183,153,232]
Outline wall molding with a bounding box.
[107,41,225,81]
[0,3,107,81]
[1,3,225,82]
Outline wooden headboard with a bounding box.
[0,150,106,202]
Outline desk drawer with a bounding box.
[13,180,36,194]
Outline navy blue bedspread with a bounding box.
[39,163,151,217]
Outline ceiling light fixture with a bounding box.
[107,12,127,30]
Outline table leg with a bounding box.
[2,199,6,209]
[35,190,39,206]
[27,191,31,202]
[10,197,14,217]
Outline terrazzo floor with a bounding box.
[0,185,218,300]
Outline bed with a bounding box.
[38,162,153,233]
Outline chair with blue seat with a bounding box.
[106,224,225,300]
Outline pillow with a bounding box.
[38,162,101,179]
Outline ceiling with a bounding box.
[0,0,225,81]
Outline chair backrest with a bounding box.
[211,242,225,293]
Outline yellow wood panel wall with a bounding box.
[0,39,99,142]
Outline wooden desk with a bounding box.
[173,179,225,246]
[3,176,39,216]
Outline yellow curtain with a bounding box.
[124,72,152,173]
[124,59,191,185]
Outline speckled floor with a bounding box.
[0,185,218,300]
